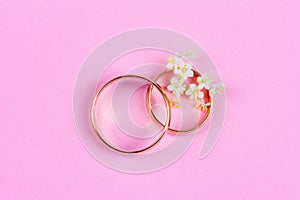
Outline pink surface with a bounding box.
[0,0,299,199]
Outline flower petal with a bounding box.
[170,77,177,84]
[174,91,181,97]
[179,86,186,93]
[174,69,182,76]
[204,84,211,90]
[186,69,194,77]
[185,89,192,95]
[198,83,205,89]
[197,76,202,83]
[166,63,173,70]
[198,91,204,98]
[189,84,197,90]
[185,63,192,69]
[167,85,175,91]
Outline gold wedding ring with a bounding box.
[91,75,171,153]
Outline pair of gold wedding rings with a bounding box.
[91,70,212,154]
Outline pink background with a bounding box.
[1,0,300,199]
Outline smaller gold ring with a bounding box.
[147,70,212,134]
[91,75,171,153]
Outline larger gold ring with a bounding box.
[91,75,171,153]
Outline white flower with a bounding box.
[209,82,225,96]
[166,62,174,70]
[174,63,194,80]
[166,54,184,70]
[167,77,186,97]
[197,73,212,89]
[196,99,211,111]
[166,54,194,80]
[185,84,204,100]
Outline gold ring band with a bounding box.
[91,75,171,153]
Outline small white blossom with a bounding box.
[209,82,225,96]
[197,73,212,89]
[166,62,174,70]
[196,99,211,111]
[167,77,186,97]
[166,54,184,70]
[174,63,194,80]
[185,84,204,100]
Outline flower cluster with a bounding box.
[166,53,225,110]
